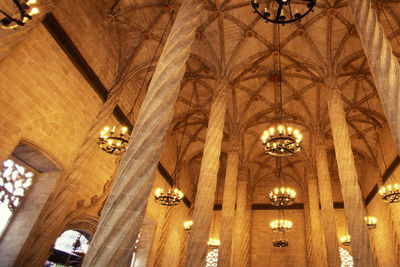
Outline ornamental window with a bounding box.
[0,159,35,237]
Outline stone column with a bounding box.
[327,84,375,267]
[315,142,341,267]
[349,0,400,154]
[218,139,240,267]
[184,81,228,267]
[232,169,251,267]
[82,0,204,266]
[306,176,328,267]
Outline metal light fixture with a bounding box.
[270,219,293,233]
[261,126,302,156]
[1,0,39,29]
[98,126,129,156]
[340,235,351,246]
[269,186,296,207]
[207,238,220,249]
[272,235,289,247]
[364,216,377,230]
[269,159,296,207]
[251,0,316,25]
[183,220,193,232]
[260,24,302,157]
[154,187,183,206]
[379,184,400,203]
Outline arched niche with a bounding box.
[0,140,61,266]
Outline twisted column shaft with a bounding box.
[349,0,400,154]
[218,145,239,267]
[315,143,341,267]
[184,84,228,267]
[232,170,251,267]
[82,1,204,265]
[153,206,174,266]
[306,177,328,267]
[328,87,375,267]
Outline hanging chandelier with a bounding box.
[183,220,193,232]
[269,186,296,206]
[207,238,220,249]
[1,0,39,29]
[260,23,302,157]
[270,219,292,233]
[154,187,183,206]
[379,184,400,203]
[272,232,289,247]
[261,126,302,156]
[364,216,377,230]
[340,235,351,246]
[251,0,316,25]
[98,126,129,156]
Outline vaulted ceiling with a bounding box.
[103,0,400,201]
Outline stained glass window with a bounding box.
[205,248,219,267]
[0,159,35,237]
[339,247,354,267]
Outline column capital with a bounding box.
[324,73,339,90]
[227,136,240,153]
[238,168,249,182]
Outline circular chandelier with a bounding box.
[379,184,400,203]
[184,220,193,232]
[154,187,183,206]
[340,235,351,246]
[364,216,377,230]
[272,234,289,247]
[270,219,292,233]
[1,0,39,29]
[207,238,220,249]
[251,0,316,25]
[98,126,129,156]
[261,126,302,156]
[269,187,296,206]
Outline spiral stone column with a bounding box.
[306,175,328,267]
[349,0,400,154]
[82,1,205,265]
[327,83,375,267]
[315,141,341,267]
[232,169,251,267]
[218,139,240,267]
[184,81,228,267]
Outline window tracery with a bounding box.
[0,159,35,236]
[205,248,219,267]
[339,247,354,267]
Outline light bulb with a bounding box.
[104,126,110,132]
[121,127,128,134]
[27,0,36,5]
[29,7,39,15]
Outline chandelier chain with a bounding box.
[359,79,388,170]
[127,14,173,120]
[171,81,196,184]
[278,24,283,120]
